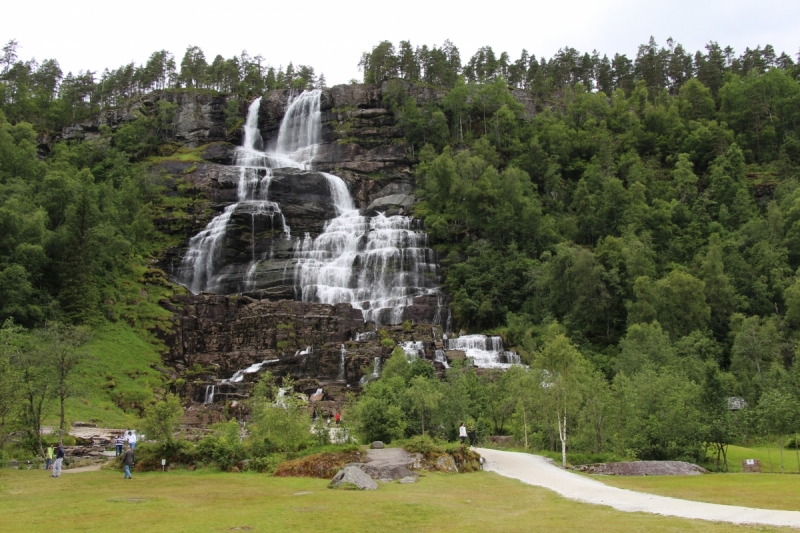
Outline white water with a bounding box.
[359,356,383,385]
[401,341,425,361]
[445,335,521,369]
[179,90,440,325]
[180,97,292,293]
[355,331,377,341]
[338,344,346,381]
[204,385,216,404]
[223,359,279,384]
[434,349,450,369]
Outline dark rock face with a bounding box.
[164,295,378,402]
[61,91,240,147]
[160,293,450,408]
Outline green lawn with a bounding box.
[600,471,800,511]
[0,469,793,533]
[725,444,800,474]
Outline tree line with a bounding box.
[360,37,799,97]
[0,40,322,132]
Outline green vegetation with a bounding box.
[3,34,800,482]
[346,37,800,471]
[0,469,788,533]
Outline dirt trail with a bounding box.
[476,447,800,529]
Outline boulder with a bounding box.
[575,461,708,476]
[398,475,418,484]
[328,465,379,490]
[353,462,414,482]
[434,455,458,473]
[371,441,384,449]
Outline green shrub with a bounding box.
[244,454,285,474]
[402,434,444,455]
[380,338,396,348]
[195,420,246,471]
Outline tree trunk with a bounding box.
[59,394,65,446]
[557,407,567,468]
[421,411,425,437]
[522,405,528,450]
[796,434,799,474]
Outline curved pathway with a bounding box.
[475,448,800,528]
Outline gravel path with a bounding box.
[476,448,800,528]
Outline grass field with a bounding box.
[0,468,793,533]
[600,471,800,511]
[725,445,800,474]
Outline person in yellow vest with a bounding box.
[45,444,54,471]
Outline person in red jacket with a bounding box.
[334,412,341,425]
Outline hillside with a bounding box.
[1,37,800,462]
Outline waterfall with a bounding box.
[338,344,346,381]
[222,359,279,384]
[401,341,425,361]
[359,356,382,385]
[294,211,440,325]
[204,385,216,404]
[445,335,520,369]
[178,89,441,325]
[434,349,450,369]
[179,97,291,293]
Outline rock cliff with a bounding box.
[160,293,448,414]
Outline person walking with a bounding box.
[114,434,124,456]
[121,444,135,479]
[334,412,340,425]
[52,444,65,478]
[467,419,477,446]
[45,444,54,471]
[459,422,468,445]
[126,430,137,450]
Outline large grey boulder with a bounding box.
[329,465,379,490]
[351,462,414,482]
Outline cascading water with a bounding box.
[445,335,520,369]
[338,344,347,381]
[222,359,279,384]
[434,349,450,369]
[177,89,441,325]
[401,341,426,361]
[204,385,216,404]
[179,97,291,293]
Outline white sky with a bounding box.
[2,0,798,86]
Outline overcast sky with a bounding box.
[2,0,798,85]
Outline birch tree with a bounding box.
[535,329,589,467]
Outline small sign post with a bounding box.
[742,459,761,473]
[161,459,166,472]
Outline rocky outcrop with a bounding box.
[574,461,708,476]
[61,91,240,147]
[329,465,379,490]
[159,293,450,408]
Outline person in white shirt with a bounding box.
[126,430,137,450]
[459,422,468,445]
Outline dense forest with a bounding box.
[2,36,800,467]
